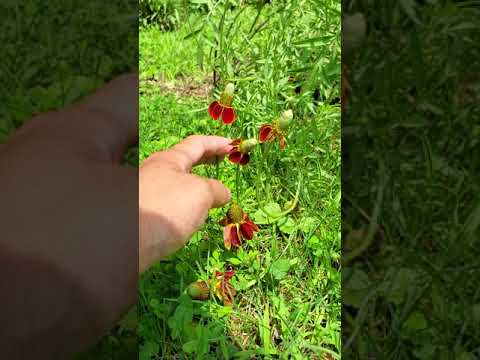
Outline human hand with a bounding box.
[139,135,232,272]
[0,73,138,358]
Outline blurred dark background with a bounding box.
[342,0,480,359]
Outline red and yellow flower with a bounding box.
[259,109,293,149]
[220,203,259,250]
[208,83,236,125]
[228,138,257,165]
[214,270,236,306]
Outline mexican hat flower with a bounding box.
[208,83,236,125]
[259,109,293,149]
[214,270,236,306]
[228,138,258,165]
[219,203,259,250]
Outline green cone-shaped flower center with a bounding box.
[220,93,234,107]
[239,138,258,153]
[228,203,244,224]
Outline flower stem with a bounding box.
[262,142,273,201]
[235,164,241,204]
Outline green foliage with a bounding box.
[342,0,480,358]
[139,0,340,358]
[139,0,181,29]
[0,0,137,142]
[139,0,207,30]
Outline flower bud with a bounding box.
[224,83,235,97]
[279,109,293,130]
[239,138,258,153]
[283,199,297,211]
[187,281,210,300]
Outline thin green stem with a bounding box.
[261,142,274,201]
[235,164,241,204]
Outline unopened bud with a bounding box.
[239,138,258,153]
[279,109,293,130]
[187,281,210,300]
[224,83,235,97]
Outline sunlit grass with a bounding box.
[139,0,341,358]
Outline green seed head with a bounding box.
[239,138,258,153]
[187,281,210,300]
[279,109,293,130]
[228,203,244,224]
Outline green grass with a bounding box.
[139,0,341,358]
[342,1,480,358]
[140,25,203,81]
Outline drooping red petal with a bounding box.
[214,271,236,306]
[238,153,250,165]
[221,281,236,306]
[240,221,256,240]
[208,101,223,120]
[244,216,260,231]
[240,216,259,240]
[230,225,241,248]
[259,124,274,142]
[221,107,236,125]
[228,150,242,164]
[279,135,287,149]
[223,225,232,250]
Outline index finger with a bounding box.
[150,135,232,172]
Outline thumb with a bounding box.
[205,179,231,208]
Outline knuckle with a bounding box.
[185,134,201,143]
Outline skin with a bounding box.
[0,74,231,358]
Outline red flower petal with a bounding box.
[230,139,241,146]
[215,271,236,306]
[224,270,235,280]
[230,225,241,248]
[244,216,259,231]
[208,101,223,120]
[240,222,255,240]
[240,217,259,240]
[259,125,274,142]
[221,107,236,124]
[221,282,236,306]
[223,225,233,250]
[239,153,250,165]
[228,151,242,164]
